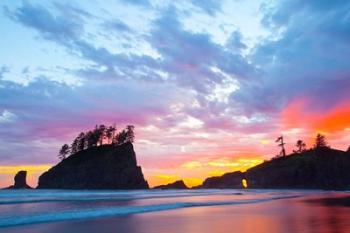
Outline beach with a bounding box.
[0,189,349,233]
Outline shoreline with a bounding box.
[1,189,350,233]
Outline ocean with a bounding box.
[0,189,349,233]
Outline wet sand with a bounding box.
[1,191,350,233]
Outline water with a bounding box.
[0,189,349,233]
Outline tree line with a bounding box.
[275,133,329,158]
[58,124,135,160]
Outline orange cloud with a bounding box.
[282,99,350,133]
[180,158,263,171]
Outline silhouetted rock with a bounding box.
[37,142,149,189]
[153,180,188,189]
[197,148,350,190]
[7,171,32,189]
[246,147,350,190]
[198,171,244,189]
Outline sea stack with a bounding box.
[7,170,32,189]
[153,180,188,189]
[200,171,244,189]
[37,142,149,189]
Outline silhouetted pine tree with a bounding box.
[106,126,116,144]
[293,140,306,153]
[56,124,136,160]
[97,125,106,145]
[117,130,127,144]
[126,125,135,143]
[58,144,70,160]
[77,132,85,151]
[275,135,286,157]
[85,131,95,148]
[314,133,328,149]
[71,137,79,155]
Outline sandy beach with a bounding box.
[0,190,349,233]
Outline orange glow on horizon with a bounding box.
[147,157,264,188]
[0,164,51,188]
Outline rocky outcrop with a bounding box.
[37,142,149,189]
[199,171,244,189]
[196,147,350,190]
[153,180,188,189]
[7,171,32,189]
[245,147,350,190]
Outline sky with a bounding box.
[0,0,350,188]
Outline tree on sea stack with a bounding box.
[116,130,127,144]
[126,125,135,143]
[57,124,137,160]
[106,126,116,144]
[77,132,86,151]
[314,133,329,149]
[293,140,306,153]
[70,137,79,155]
[275,135,286,157]
[58,144,70,160]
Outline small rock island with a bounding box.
[153,180,188,189]
[7,170,32,189]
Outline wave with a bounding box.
[0,190,244,205]
[0,195,299,228]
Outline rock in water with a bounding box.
[200,171,244,189]
[7,171,32,189]
[153,180,188,189]
[37,142,149,189]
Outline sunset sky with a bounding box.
[0,0,349,188]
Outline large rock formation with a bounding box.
[198,171,244,189]
[153,180,188,189]
[37,142,149,189]
[7,171,32,189]
[246,147,350,190]
[196,147,350,190]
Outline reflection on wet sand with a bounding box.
[2,193,350,233]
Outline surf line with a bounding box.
[0,195,300,228]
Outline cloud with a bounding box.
[226,31,247,53]
[102,19,132,33]
[5,2,84,44]
[0,66,9,79]
[0,110,17,123]
[231,0,350,117]
[0,77,188,164]
[282,98,350,133]
[190,0,222,16]
[148,7,256,94]
[119,0,151,7]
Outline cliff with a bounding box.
[153,180,188,189]
[197,147,350,190]
[6,170,32,189]
[37,142,149,189]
